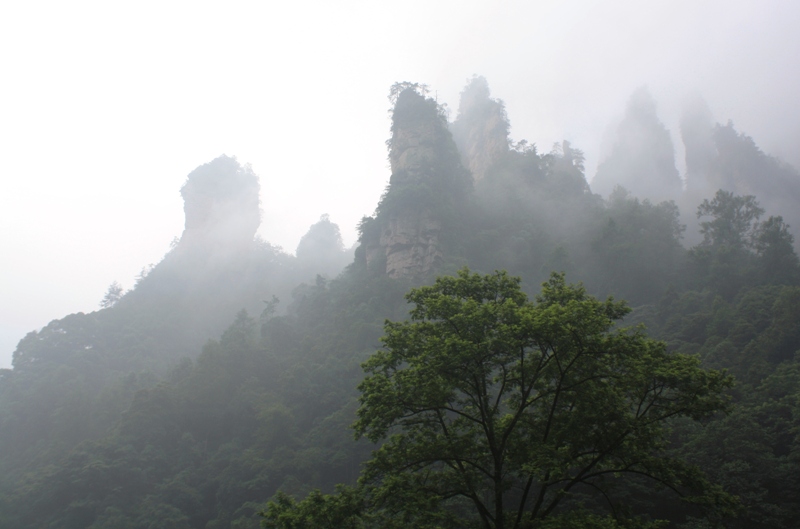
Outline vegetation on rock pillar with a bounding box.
[357,83,473,278]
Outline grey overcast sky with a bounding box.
[2,1,800,368]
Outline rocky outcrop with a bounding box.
[362,212,445,279]
[379,213,443,278]
[358,85,471,278]
[388,120,442,183]
[178,155,261,255]
[296,214,353,277]
[451,76,510,182]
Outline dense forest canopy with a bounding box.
[1,78,800,529]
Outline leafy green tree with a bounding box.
[690,190,763,297]
[696,190,763,250]
[261,486,368,529]
[589,187,685,304]
[675,361,800,529]
[751,215,800,285]
[351,270,733,529]
[689,190,800,296]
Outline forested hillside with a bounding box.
[1,79,799,528]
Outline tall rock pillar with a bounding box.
[357,84,471,278]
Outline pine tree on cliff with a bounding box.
[356,83,472,278]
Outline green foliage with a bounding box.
[539,510,667,529]
[352,269,733,528]
[465,139,605,291]
[674,362,800,528]
[591,187,685,304]
[656,284,800,385]
[752,216,800,285]
[696,190,764,249]
[689,190,800,297]
[260,486,367,529]
[388,82,430,107]
[541,140,590,197]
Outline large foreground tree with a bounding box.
[263,270,734,529]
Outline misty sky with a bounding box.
[2,1,800,368]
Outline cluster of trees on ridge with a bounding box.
[0,80,799,528]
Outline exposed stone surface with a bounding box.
[451,76,510,182]
[357,87,470,278]
[363,237,384,273]
[178,155,261,254]
[379,213,443,278]
[389,121,441,181]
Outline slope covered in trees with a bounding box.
[1,80,799,528]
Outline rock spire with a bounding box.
[178,155,261,253]
[450,76,510,182]
[358,84,471,278]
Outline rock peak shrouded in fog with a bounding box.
[451,75,510,182]
[179,155,261,252]
[592,87,682,202]
[678,96,800,241]
[357,84,471,278]
[296,214,352,277]
[387,85,458,184]
[680,92,717,197]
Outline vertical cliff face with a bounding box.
[178,155,261,257]
[450,76,510,182]
[359,85,471,278]
[377,212,443,278]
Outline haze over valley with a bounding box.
[3,1,800,368]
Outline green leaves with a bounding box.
[697,191,764,250]
[260,486,366,529]
[353,269,733,529]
